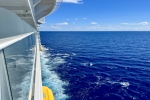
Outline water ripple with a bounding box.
[40,31,150,100]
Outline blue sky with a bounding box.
[40,0,150,31]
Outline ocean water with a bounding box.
[40,31,150,100]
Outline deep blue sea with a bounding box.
[40,31,150,100]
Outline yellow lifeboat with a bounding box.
[40,45,43,51]
[42,86,54,100]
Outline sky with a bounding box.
[40,0,150,31]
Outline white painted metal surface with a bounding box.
[33,0,41,6]
[38,17,45,24]
[0,0,36,28]
[34,0,56,20]
[51,0,63,14]
[0,32,35,50]
[0,7,35,39]
[34,33,43,100]
[28,0,37,28]
[0,0,62,28]
[0,0,63,99]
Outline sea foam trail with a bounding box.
[40,49,68,100]
[6,53,33,100]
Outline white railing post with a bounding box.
[34,32,43,100]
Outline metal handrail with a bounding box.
[0,32,36,50]
[34,32,43,100]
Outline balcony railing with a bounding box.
[0,7,43,100]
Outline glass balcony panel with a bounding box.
[3,33,36,100]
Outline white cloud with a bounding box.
[121,23,136,25]
[82,18,87,20]
[75,18,78,20]
[66,19,70,20]
[85,25,150,31]
[91,22,97,25]
[63,0,83,4]
[48,22,69,30]
[139,22,149,25]
[56,22,68,26]
[86,26,98,30]
[50,26,62,29]
[121,22,149,25]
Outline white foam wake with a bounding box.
[6,53,33,100]
[108,81,130,87]
[40,50,69,100]
[17,71,31,100]
[120,82,130,87]
[81,62,93,66]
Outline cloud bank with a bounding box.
[56,22,68,26]
[121,22,149,25]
